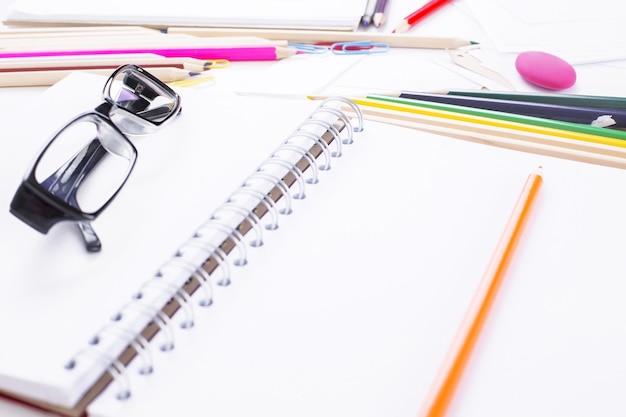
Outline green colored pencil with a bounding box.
[434,90,626,112]
[367,94,626,143]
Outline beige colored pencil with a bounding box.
[343,105,626,169]
[0,34,287,51]
[0,67,204,87]
[0,55,221,71]
[0,31,161,43]
[167,27,477,49]
[0,26,158,35]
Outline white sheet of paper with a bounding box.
[463,0,626,63]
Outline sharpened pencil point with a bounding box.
[372,14,385,28]
[392,21,411,34]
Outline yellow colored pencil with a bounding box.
[335,99,626,169]
[352,97,626,150]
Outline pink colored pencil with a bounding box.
[0,46,296,61]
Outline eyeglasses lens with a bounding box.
[34,114,136,214]
[106,67,179,134]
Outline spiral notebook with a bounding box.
[0,73,364,415]
[3,73,626,417]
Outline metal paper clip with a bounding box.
[288,43,329,54]
[330,41,389,55]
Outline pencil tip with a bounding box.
[470,40,480,45]
[392,21,410,34]
[372,14,385,28]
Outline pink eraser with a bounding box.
[515,51,576,90]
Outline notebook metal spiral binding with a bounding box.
[273,143,320,184]
[65,349,132,401]
[89,324,154,376]
[246,169,295,214]
[136,278,196,330]
[230,186,281,230]
[196,217,249,266]
[180,239,232,286]
[260,156,307,200]
[127,291,176,352]
[168,256,215,307]
[215,201,265,247]
[287,129,334,171]
[297,113,345,158]
[65,97,364,404]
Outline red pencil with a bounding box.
[392,0,454,33]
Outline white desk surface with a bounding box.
[1,1,626,416]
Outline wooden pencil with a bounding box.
[392,0,454,33]
[417,166,543,417]
[434,89,626,112]
[0,54,229,69]
[167,27,477,49]
[382,91,626,128]
[0,45,296,62]
[0,34,287,50]
[372,0,389,28]
[365,95,626,144]
[340,100,626,169]
[0,67,204,87]
[0,55,222,72]
[0,26,158,36]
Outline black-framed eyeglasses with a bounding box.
[10,64,182,252]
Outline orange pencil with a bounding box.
[418,167,543,417]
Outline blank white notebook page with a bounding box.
[88,116,626,416]
[0,73,325,410]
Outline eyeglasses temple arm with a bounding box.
[40,138,107,198]
[77,221,102,252]
[41,138,106,252]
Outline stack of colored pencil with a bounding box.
[334,90,626,169]
[0,26,297,87]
